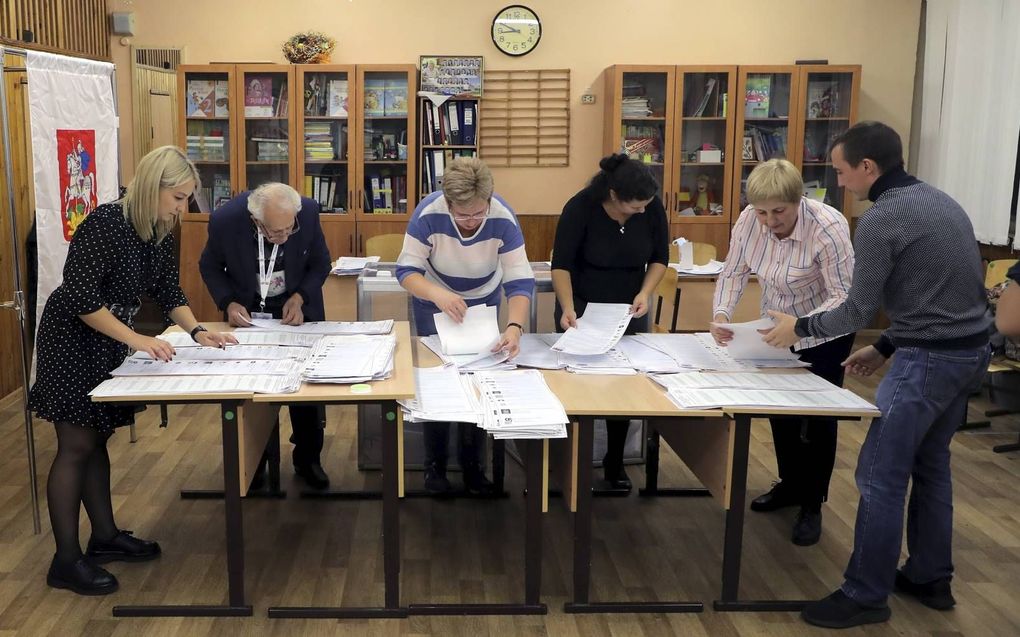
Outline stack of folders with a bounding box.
[331,255,381,275]
[398,366,482,424]
[650,372,877,412]
[300,334,396,383]
[473,370,568,439]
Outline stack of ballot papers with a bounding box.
[300,334,396,383]
[473,370,568,439]
[695,332,808,368]
[636,333,751,371]
[158,331,323,348]
[398,367,482,424]
[111,358,299,377]
[245,318,394,335]
[132,344,311,361]
[551,303,632,355]
[651,372,878,411]
[615,337,684,373]
[332,255,381,275]
[433,305,500,355]
[421,335,514,372]
[90,374,300,397]
[514,334,675,374]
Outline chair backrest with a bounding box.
[668,241,717,265]
[365,233,405,262]
[652,265,680,333]
[986,259,1018,289]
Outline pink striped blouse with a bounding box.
[713,197,854,351]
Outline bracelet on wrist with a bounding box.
[507,322,524,334]
[190,324,208,342]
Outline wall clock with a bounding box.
[491,5,541,57]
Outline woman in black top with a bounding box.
[28,146,235,596]
[551,154,669,489]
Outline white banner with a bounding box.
[25,51,119,334]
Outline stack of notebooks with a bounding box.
[304,121,337,160]
[474,370,568,439]
[300,334,396,383]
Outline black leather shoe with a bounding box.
[603,465,632,491]
[295,463,330,490]
[424,463,452,495]
[801,589,891,629]
[750,482,798,512]
[895,570,955,610]
[86,530,161,563]
[463,464,495,495]
[792,507,822,546]
[47,555,119,595]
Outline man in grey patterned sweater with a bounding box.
[763,121,991,629]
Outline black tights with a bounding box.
[48,423,119,564]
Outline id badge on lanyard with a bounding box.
[256,232,280,318]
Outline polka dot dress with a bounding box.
[28,203,188,432]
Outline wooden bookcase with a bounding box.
[419,96,479,200]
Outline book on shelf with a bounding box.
[215,80,229,117]
[744,124,788,161]
[744,76,771,118]
[186,79,216,118]
[213,174,232,208]
[692,78,717,117]
[273,81,289,117]
[327,79,349,117]
[807,82,839,118]
[244,75,275,117]
[384,80,408,117]
[363,79,386,117]
[185,134,226,161]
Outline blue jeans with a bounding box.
[841,344,990,606]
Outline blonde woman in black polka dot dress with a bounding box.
[28,146,236,596]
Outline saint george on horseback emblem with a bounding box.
[56,129,98,240]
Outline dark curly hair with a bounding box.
[588,153,659,203]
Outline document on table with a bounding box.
[300,334,396,383]
[158,330,323,348]
[420,335,513,372]
[669,260,725,275]
[616,336,683,373]
[90,373,300,397]
[636,333,750,371]
[110,358,298,377]
[558,348,637,375]
[247,318,394,335]
[665,387,877,411]
[551,303,632,355]
[132,345,310,361]
[473,370,568,439]
[433,304,500,355]
[513,334,565,370]
[332,255,381,275]
[651,371,836,392]
[710,318,802,361]
[398,366,481,424]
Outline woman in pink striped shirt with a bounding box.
[711,158,855,547]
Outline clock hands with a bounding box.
[497,24,521,35]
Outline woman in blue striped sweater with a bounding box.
[397,157,535,494]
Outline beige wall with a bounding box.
[110,0,921,214]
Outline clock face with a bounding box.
[491,5,541,57]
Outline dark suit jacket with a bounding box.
[199,192,331,321]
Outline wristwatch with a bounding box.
[507,322,524,334]
[189,324,208,342]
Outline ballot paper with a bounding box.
[110,358,298,377]
[664,386,877,411]
[513,334,566,370]
[247,318,394,335]
[421,335,514,372]
[433,304,501,355]
[473,370,568,439]
[636,333,751,371]
[300,334,396,383]
[694,333,809,369]
[651,371,837,392]
[551,303,632,355]
[710,318,802,362]
[558,348,637,375]
[332,255,381,275]
[89,373,300,397]
[398,366,482,424]
[132,345,310,361]
[615,336,683,373]
[158,331,323,348]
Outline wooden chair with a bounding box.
[986,258,1018,288]
[652,266,680,332]
[668,241,717,265]
[365,233,405,262]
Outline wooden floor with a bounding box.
[1,350,1019,636]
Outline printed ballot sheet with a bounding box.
[90,374,300,397]
[332,255,381,275]
[158,330,323,348]
[551,303,632,355]
[651,371,838,392]
[300,334,396,383]
[665,387,877,411]
[132,345,310,361]
[111,358,298,377]
[710,318,802,361]
[246,318,394,335]
[433,304,501,355]
[421,335,513,372]
[398,366,482,424]
[473,370,568,439]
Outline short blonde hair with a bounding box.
[248,182,301,221]
[745,158,803,205]
[120,145,200,243]
[442,157,494,206]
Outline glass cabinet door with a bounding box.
[299,67,351,213]
[618,70,671,202]
[182,69,233,212]
[360,70,410,216]
[674,70,732,221]
[800,69,857,212]
[239,68,293,190]
[735,70,796,211]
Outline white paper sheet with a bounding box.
[665,387,877,411]
[157,331,324,348]
[433,304,500,355]
[513,334,566,370]
[551,303,632,355]
[332,255,381,275]
[473,370,568,439]
[420,335,514,372]
[132,345,310,361]
[669,260,725,275]
[89,373,300,397]
[110,358,298,377]
[710,318,802,361]
[651,371,837,392]
[616,336,683,373]
[300,334,396,383]
[398,367,482,424]
[246,318,394,335]
[636,333,751,371]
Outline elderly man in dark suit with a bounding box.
[199,182,332,489]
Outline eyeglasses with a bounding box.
[254,216,300,238]
[449,199,491,222]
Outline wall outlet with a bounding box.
[581,93,596,105]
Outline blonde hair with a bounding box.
[442,157,494,206]
[247,182,301,221]
[120,145,200,243]
[745,158,803,205]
